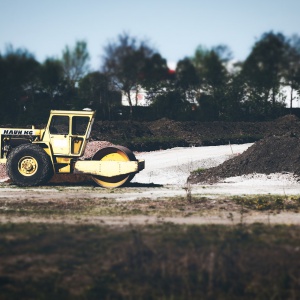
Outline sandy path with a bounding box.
[133,143,252,185]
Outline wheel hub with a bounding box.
[18,156,38,176]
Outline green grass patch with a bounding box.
[191,167,206,174]
[1,194,300,219]
[234,195,300,211]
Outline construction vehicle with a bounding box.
[0,110,145,188]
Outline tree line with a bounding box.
[0,31,300,125]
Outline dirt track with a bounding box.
[1,184,300,225]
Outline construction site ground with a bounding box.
[1,142,300,226]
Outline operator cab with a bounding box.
[46,110,95,156]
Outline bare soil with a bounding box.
[91,114,300,150]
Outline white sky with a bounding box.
[0,0,299,71]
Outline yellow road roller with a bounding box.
[0,110,144,188]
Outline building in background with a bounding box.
[281,86,300,108]
[121,88,149,107]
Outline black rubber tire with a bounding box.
[7,144,53,187]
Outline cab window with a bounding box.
[72,116,89,136]
[49,116,69,135]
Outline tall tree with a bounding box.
[140,53,170,98]
[222,74,247,121]
[0,46,40,123]
[212,44,233,63]
[284,35,300,109]
[174,58,200,116]
[101,33,157,118]
[40,59,65,98]
[62,40,90,86]
[176,58,199,91]
[242,32,287,118]
[191,45,229,119]
[151,90,190,120]
[78,72,120,119]
[35,58,67,113]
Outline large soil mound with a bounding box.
[188,134,300,184]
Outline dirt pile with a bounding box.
[188,134,300,184]
[91,120,153,142]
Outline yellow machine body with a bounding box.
[0,110,145,188]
